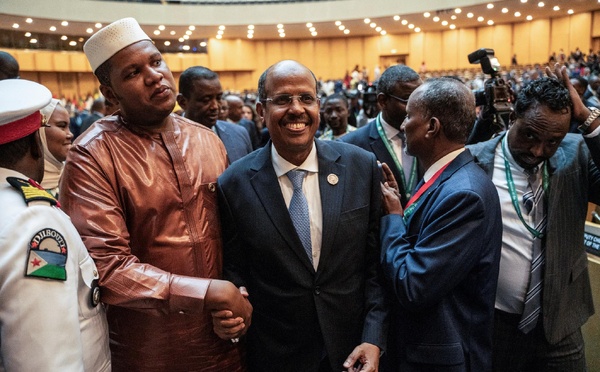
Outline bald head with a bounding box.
[0,52,19,80]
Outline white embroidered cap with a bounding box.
[83,17,151,73]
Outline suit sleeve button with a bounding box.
[314,286,320,295]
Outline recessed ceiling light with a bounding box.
[70,41,78,46]
[502,8,509,13]
[182,45,190,51]
[424,12,430,18]
[61,21,68,26]
[306,22,312,27]
[433,16,440,22]
[375,26,382,32]
[248,25,255,29]
[30,38,37,43]
[455,8,462,13]
[279,33,285,37]
[186,30,192,35]
[339,25,345,30]
[183,35,190,40]
[312,31,318,36]
[450,24,456,29]
[364,18,370,23]
[415,27,421,32]
[380,30,386,35]
[86,28,93,33]
[441,20,448,26]
[78,37,84,42]
[370,22,376,28]
[393,15,400,21]
[154,30,160,35]
[247,34,253,39]
[344,29,350,34]
[487,3,494,9]
[158,25,165,31]
[487,20,494,25]
[26,18,33,23]
[335,21,341,26]
[95,23,102,28]
[408,24,415,29]
[170,31,176,35]
[12,23,19,29]
[216,35,222,39]
[567,9,574,14]
[309,27,316,32]
[538,2,544,7]
[49,26,56,31]
[164,41,170,46]
[277,24,284,29]
[200,41,207,47]
[515,12,522,17]
[178,37,184,42]
[526,15,533,20]
[61,35,68,40]
[219,25,225,30]
[467,13,474,18]
[401,20,408,25]
[477,16,484,22]
[25,32,31,37]
[189,25,195,30]
[553,6,560,11]
[451,15,457,20]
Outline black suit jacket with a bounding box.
[341,119,419,206]
[218,140,388,371]
[214,120,253,163]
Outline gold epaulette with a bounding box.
[6,177,58,206]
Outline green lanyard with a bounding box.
[375,114,418,200]
[501,136,548,239]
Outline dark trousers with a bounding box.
[493,309,587,372]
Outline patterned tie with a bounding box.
[518,171,547,334]
[287,170,312,263]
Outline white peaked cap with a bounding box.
[0,79,52,145]
[83,17,151,73]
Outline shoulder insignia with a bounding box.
[6,177,59,207]
[25,228,68,281]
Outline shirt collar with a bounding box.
[271,141,319,177]
[423,148,465,181]
[379,113,400,140]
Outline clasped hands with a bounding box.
[205,280,252,341]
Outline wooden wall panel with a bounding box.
[441,30,460,71]
[551,16,570,57]
[164,54,182,72]
[492,24,512,67]
[314,39,332,80]
[362,36,379,80]
[457,28,477,69]
[208,38,226,71]
[14,50,35,71]
[570,13,592,56]
[476,26,494,51]
[594,10,600,38]
[424,32,442,71]
[330,38,348,79]
[513,22,532,65]
[33,51,55,72]
[52,52,71,72]
[298,39,316,73]
[264,40,284,66]
[529,20,550,66]
[282,39,301,62]
[408,32,425,69]
[70,52,91,72]
[38,72,59,95]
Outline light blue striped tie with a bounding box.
[287,170,312,263]
[518,173,546,333]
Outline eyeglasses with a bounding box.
[387,93,409,104]
[263,93,317,107]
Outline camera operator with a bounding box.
[467,49,514,145]
[355,84,380,128]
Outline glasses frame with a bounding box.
[387,93,409,104]
[262,94,318,107]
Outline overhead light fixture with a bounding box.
[335,21,341,26]
[487,3,494,9]
[61,21,68,26]
[306,22,312,27]
[26,18,33,23]
[393,15,400,21]
[364,18,370,23]
[95,23,102,28]
[49,26,57,32]
[424,12,430,18]
[158,25,165,31]
[188,25,195,30]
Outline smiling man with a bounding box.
[59,18,251,371]
[319,93,356,140]
[218,60,388,371]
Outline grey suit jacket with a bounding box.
[468,132,600,343]
[214,120,253,164]
[218,139,388,371]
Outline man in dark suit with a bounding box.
[218,60,388,372]
[79,98,105,134]
[342,65,422,206]
[226,94,260,150]
[380,77,502,371]
[468,65,600,371]
[177,66,253,164]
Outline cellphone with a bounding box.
[378,162,386,183]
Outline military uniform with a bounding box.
[0,168,111,371]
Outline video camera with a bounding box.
[361,84,379,119]
[468,48,512,115]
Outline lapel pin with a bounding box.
[327,174,338,185]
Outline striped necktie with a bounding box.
[518,172,547,333]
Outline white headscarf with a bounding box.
[39,98,63,196]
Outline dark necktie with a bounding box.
[287,170,312,263]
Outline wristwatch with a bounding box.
[578,107,600,134]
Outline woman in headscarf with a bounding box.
[39,99,73,198]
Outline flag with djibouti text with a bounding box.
[26,228,67,281]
